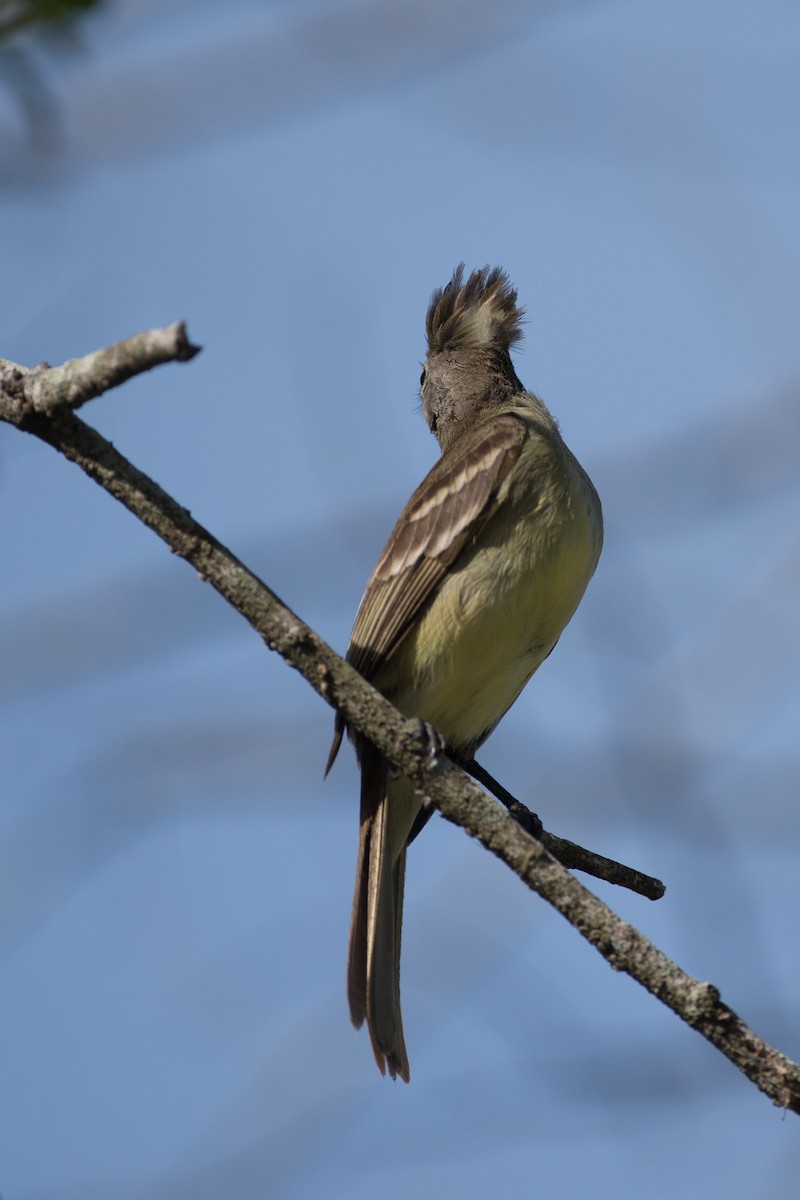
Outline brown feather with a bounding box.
[346,413,526,682]
[426,264,525,355]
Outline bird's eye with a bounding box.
[420,368,426,387]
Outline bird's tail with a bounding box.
[347,741,419,1082]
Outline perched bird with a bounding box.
[327,265,603,1081]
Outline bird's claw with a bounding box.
[408,718,446,765]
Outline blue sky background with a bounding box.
[2,1,800,1196]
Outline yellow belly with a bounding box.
[380,471,601,753]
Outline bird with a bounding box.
[326,264,603,1081]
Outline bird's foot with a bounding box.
[395,718,446,773]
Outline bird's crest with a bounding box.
[425,264,525,355]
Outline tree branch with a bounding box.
[0,322,200,417]
[1,329,798,1113]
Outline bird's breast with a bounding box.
[383,461,602,751]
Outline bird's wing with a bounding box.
[347,412,526,679]
[325,412,525,775]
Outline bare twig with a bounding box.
[462,756,665,901]
[539,830,665,900]
[1,328,798,1113]
[0,322,200,417]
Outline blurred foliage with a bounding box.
[0,0,105,146]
